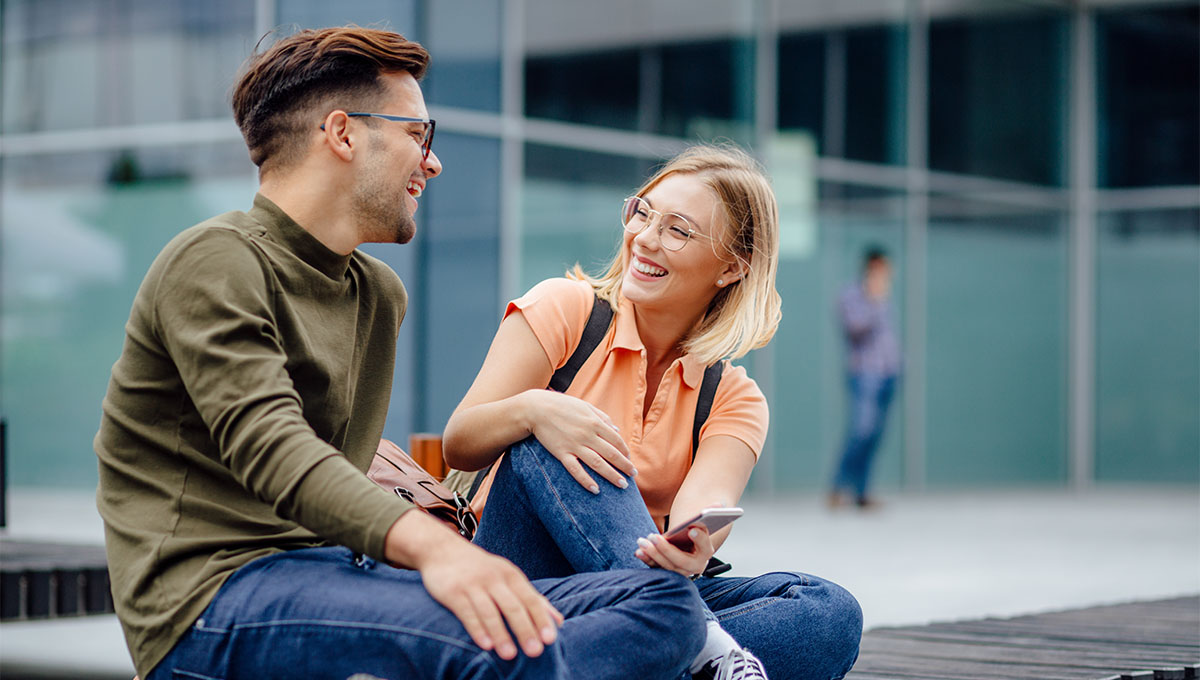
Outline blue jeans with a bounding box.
[475,438,863,680]
[833,373,897,500]
[147,547,705,679]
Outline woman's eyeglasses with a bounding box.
[620,196,714,252]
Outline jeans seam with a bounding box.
[217,619,482,653]
[701,571,809,602]
[527,448,614,570]
[713,597,780,623]
[550,583,655,611]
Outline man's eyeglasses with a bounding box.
[320,113,436,160]
[621,196,715,253]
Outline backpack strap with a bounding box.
[691,361,725,461]
[466,293,614,502]
[681,360,730,579]
[548,295,613,392]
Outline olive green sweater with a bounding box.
[95,194,415,677]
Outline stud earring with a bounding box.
[717,279,724,286]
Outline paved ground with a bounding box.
[2,485,1197,678]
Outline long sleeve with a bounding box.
[152,228,410,557]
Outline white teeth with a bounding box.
[407,182,423,198]
[634,261,667,277]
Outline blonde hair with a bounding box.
[570,144,782,365]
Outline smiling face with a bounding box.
[620,172,742,319]
[352,71,442,245]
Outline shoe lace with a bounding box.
[711,647,769,680]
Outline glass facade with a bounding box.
[2,0,1196,492]
[1095,208,1200,483]
[2,144,258,486]
[1096,4,1199,188]
[925,201,1069,485]
[928,6,1069,185]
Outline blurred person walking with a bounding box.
[829,246,901,509]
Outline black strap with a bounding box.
[466,294,614,501]
[467,294,726,501]
[691,361,725,461]
[548,295,613,392]
[466,463,489,501]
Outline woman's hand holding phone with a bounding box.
[634,507,744,577]
[635,528,715,577]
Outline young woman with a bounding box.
[443,145,862,680]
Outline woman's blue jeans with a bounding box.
[147,539,705,679]
[474,438,863,680]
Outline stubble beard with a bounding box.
[353,136,417,245]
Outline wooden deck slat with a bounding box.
[846,596,1200,680]
[860,636,1195,670]
[871,628,1199,656]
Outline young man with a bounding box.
[830,246,901,509]
[95,27,705,680]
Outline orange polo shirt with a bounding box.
[472,277,768,530]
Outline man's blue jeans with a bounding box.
[475,438,863,680]
[833,373,897,501]
[148,540,705,679]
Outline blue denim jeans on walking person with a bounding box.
[833,373,897,501]
[147,528,705,679]
[474,438,863,680]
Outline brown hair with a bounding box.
[232,26,430,173]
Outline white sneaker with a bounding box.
[693,647,769,680]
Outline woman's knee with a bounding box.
[826,579,863,640]
[810,577,863,677]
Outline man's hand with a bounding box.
[384,510,563,660]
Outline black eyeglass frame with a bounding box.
[319,112,436,159]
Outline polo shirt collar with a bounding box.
[613,295,708,389]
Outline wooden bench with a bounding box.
[0,539,114,621]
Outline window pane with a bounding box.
[525,49,641,129]
[275,0,418,39]
[521,144,654,290]
[844,25,906,165]
[2,0,254,133]
[423,0,501,111]
[1096,209,1199,482]
[925,199,1068,484]
[2,145,257,488]
[523,0,754,138]
[777,32,826,149]
[658,38,754,140]
[1096,5,1200,188]
[405,133,502,431]
[929,7,1069,185]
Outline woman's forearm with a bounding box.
[442,390,540,471]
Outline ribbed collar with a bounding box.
[249,193,352,279]
[612,295,707,389]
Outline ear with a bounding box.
[715,258,746,289]
[319,110,356,163]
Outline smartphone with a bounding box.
[663,507,744,551]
